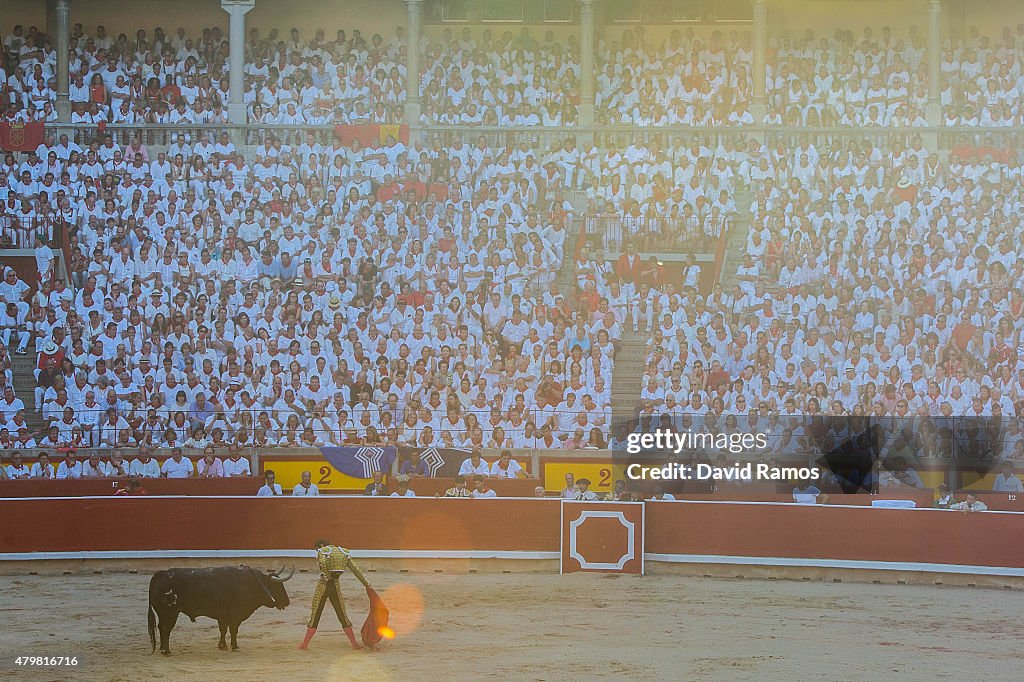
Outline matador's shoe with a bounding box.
[343,627,363,650]
[298,627,316,649]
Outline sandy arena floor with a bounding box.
[2,570,1022,681]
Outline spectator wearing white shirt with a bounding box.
[5,451,31,478]
[489,450,525,479]
[161,447,195,478]
[223,444,253,477]
[56,452,82,479]
[256,469,283,496]
[992,462,1024,493]
[107,451,130,477]
[458,450,490,478]
[129,446,161,478]
[390,478,416,497]
[98,407,130,448]
[292,470,320,496]
[27,451,53,478]
[499,308,529,351]
[80,452,110,478]
[650,487,677,501]
[574,478,600,500]
[949,493,988,512]
[471,475,497,498]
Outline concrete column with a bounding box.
[221,0,255,125]
[751,0,768,121]
[404,0,423,130]
[55,0,70,122]
[578,0,596,128]
[927,0,942,124]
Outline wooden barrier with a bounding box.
[2,497,1022,577]
[966,491,1024,512]
[3,474,1017,515]
[645,502,1024,572]
[0,497,561,555]
[560,501,644,574]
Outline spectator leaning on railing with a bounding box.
[949,493,988,512]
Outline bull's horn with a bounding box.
[269,564,284,576]
[271,565,295,582]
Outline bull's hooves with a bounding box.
[160,651,170,656]
[218,644,228,650]
[231,646,239,651]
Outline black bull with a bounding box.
[148,565,293,654]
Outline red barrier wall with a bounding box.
[967,492,1024,512]
[2,498,1023,573]
[645,502,1024,570]
[0,497,561,555]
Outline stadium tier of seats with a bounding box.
[4,23,1024,126]
[1,20,1023,472]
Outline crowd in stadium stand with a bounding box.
[0,122,629,452]
[3,23,1024,126]
[1,20,1023,474]
[631,133,1024,464]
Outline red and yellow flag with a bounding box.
[0,122,45,151]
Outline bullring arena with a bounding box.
[4,494,1024,679]
[4,0,1024,679]
[5,568,1024,680]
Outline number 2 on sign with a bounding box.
[318,466,333,485]
[599,468,611,487]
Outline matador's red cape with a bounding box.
[361,586,390,648]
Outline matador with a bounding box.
[298,539,371,650]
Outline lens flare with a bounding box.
[378,626,396,640]
[380,583,424,636]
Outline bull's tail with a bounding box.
[148,603,157,654]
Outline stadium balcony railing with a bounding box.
[0,212,69,249]
[579,213,728,254]
[0,213,74,285]
[39,123,1024,154]
[16,409,1021,458]
[20,406,611,443]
